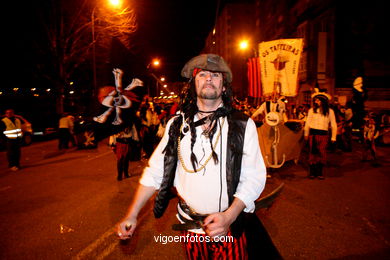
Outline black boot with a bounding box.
[124,159,130,178]
[117,160,123,181]
[317,163,324,180]
[309,164,316,179]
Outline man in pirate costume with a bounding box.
[304,90,337,179]
[117,54,281,259]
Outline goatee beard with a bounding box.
[200,85,219,99]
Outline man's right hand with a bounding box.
[117,217,137,240]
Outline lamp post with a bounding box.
[91,0,122,98]
[239,39,258,57]
[91,7,97,97]
[146,58,161,97]
[238,39,259,100]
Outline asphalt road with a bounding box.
[0,138,389,259]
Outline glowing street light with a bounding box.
[152,59,160,67]
[109,0,122,8]
[147,58,161,69]
[238,39,258,57]
[239,40,249,50]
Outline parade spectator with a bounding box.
[68,114,77,147]
[304,90,337,179]
[342,102,354,152]
[1,109,23,171]
[362,115,379,162]
[139,102,160,158]
[116,54,280,259]
[335,104,346,151]
[109,122,140,181]
[58,112,74,150]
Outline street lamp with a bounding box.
[92,7,97,97]
[146,58,162,96]
[239,39,258,57]
[109,0,121,7]
[91,0,123,97]
[147,58,160,69]
[239,40,249,50]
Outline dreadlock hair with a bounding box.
[313,96,330,116]
[163,72,234,173]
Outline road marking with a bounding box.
[95,241,118,260]
[72,226,116,260]
[73,209,150,259]
[84,151,112,162]
[362,217,390,246]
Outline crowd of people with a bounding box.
[105,81,388,183]
[234,92,388,158]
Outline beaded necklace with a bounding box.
[177,117,225,173]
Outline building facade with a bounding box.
[203,0,388,111]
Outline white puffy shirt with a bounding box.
[140,114,266,215]
[304,108,337,141]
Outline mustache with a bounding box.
[202,83,216,89]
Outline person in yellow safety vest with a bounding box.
[1,109,23,171]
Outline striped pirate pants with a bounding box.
[308,131,329,165]
[182,230,247,260]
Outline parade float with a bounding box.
[256,38,305,168]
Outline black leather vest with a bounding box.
[153,110,249,235]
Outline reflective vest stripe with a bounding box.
[2,118,22,139]
[4,129,22,134]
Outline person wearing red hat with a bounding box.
[116,54,281,259]
[304,90,337,179]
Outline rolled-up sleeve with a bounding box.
[233,118,267,213]
[139,118,175,189]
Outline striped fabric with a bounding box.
[114,142,130,160]
[247,57,262,98]
[182,231,247,260]
[308,134,329,164]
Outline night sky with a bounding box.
[130,0,219,81]
[2,0,232,86]
[1,0,237,115]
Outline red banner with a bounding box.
[247,57,262,98]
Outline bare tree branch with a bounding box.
[32,0,138,114]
